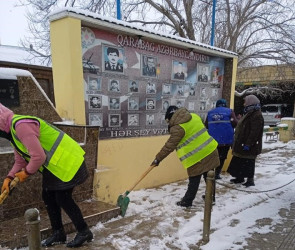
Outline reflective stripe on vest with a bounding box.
[176,113,217,168]
[11,115,85,182]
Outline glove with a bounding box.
[1,177,12,194]
[243,145,250,151]
[15,170,30,183]
[150,159,160,167]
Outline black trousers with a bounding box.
[42,188,87,232]
[182,175,202,203]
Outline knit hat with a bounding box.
[244,95,260,106]
[165,105,178,121]
[0,103,14,133]
[216,99,227,107]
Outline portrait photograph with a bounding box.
[128,114,139,126]
[146,82,156,94]
[175,99,185,109]
[109,97,120,110]
[146,98,156,110]
[162,84,171,95]
[89,113,103,126]
[142,55,157,78]
[161,114,166,124]
[200,87,208,99]
[162,99,170,111]
[212,88,219,97]
[109,114,121,127]
[88,95,102,109]
[146,114,155,125]
[189,85,195,96]
[188,102,195,111]
[103,45,124,73]
[197,64,210,83]
[88,76,101,91]
[172,60,187,81]
[176,84,184,96]
[200,101,206,111]
[129,80,139,93]
[128,97,139,110]
[109,79,120,92]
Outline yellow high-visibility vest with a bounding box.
[10,115,85,182]
[177,113,218,168]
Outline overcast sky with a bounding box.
[0,0,28,46]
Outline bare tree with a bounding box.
[18,0,295,68]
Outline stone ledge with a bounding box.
[0,200,120,249]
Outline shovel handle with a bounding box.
[0,177,20,205]
[127,165,155,192]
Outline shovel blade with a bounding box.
[117,193,130,217]
[120,196,130,217]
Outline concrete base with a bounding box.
[0,200,120,249]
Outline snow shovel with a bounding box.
[117,165,155,217]
[0,176,20,204]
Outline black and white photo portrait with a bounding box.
[176,99,184,108]
[109,97,120,110]
[128,97,139,110]
[189,85,195,96]
[197,64,209,82]
[200,87,207,99]
[146,114,155,125]
[89,113,102,126]
[162,100,170,111]
[109,79,120,92]
[104,46,124,73]
[172,60,187,80]
[146,82,156,94]
[128,114,139,126]
[109,114,121,127]
[162,84,171,95]
[142,55,157,77]
[176,85,184,96]
[200,101,206,111]
[146,98,156,110]
[89,95,102,109]
[188,102,195,111]
[88,76,101,91]
[129,80,139,93]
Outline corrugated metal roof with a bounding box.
[49,7,238,59]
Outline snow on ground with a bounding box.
[91,136,294,250]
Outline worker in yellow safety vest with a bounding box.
[0,103,93,248]
[151,106,220,207]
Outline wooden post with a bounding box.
[24,208,41,250]
[203,170,215,243]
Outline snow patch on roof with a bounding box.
[0,45,50,67]
[0,67,32,80]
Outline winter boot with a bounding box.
[230,178,244,184]
[176,199,192,208]
[66,227,93,248]
[243,178,255,187]
[42,228,66,247]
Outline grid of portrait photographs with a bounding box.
[103,45,124,74]
[83,37,225,135]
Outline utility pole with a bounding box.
[210,0,217,46]
[117,0,121,20]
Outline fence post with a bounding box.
[24,208,41,250]
[203,170,215,243]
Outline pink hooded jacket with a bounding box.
[0,103,46,178]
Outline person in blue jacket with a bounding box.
[205,99,238,179]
